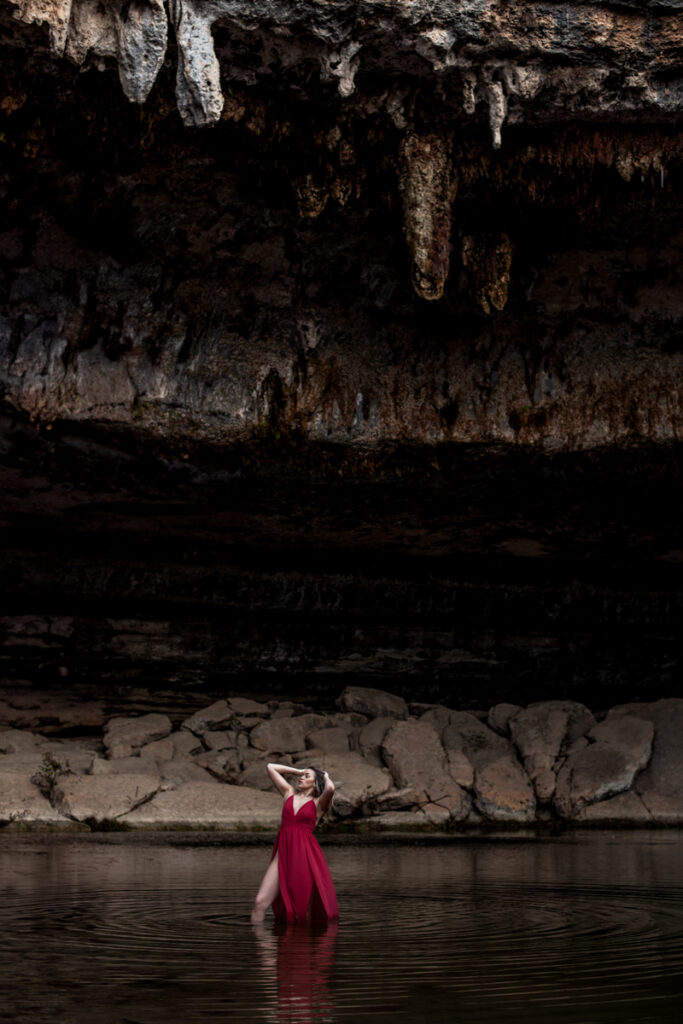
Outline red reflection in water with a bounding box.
[253,918,338,1022]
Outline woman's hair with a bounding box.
[307,767,327,799]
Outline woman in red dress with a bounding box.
[250,763,339,923]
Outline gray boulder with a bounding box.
[554,716,653,819]
[194,748,241,782]
[227,697,269,715]
[441,712,511,767]
[487,703,522,737]
[337,686,408,720]
[528,700,596,746]
[91,755,160,778]
[182,700,233,736]
[610,699,683,823]
[573,790,652,823]
[54,773,160,822]
[159,760,216,787]
[104,714,172,758]
[238,759,276,791]
[250,714,328,752]
[474,756,537,822]
[382,719,469,821]
[120,782,283,828]
[0,729,43,754]
[306,727,349,754]
[0,773,72,825]
[509,704,569,801]
[315,751,392,818]
[203,730,238,752]
[139,736,175,761]
[358,717,393,766]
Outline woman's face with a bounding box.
[299,769,316,794]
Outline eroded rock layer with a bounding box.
[1,2,683,708]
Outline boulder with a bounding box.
[509,704,568,773]
[441,712,511,767]
[172,731,205,759]
[182,700,233,737]
[329,712,368,736]
[194,748,241,782]
[271,707,294,719]
[235,716,263,730]
[381,719,469,820]
[0,729,43,754]
[306,727,349,754]
[314,751,392,817]
[447,749,474,789]
[0,773,72,825]
[587,716,654,761]
[35,744,95,774]
[474,756,537,823]
[104,714,172,758]
[250,715,328,753]
[554,721,652,819]
[91,756,160,778]
[382,719,446,789]
[0,751,50,775]
[487,703,522,737]
[418,705,455,736]
[337,686,408,720]
[528,700,596,746]
[159,760,217,786]
[139,736,175,762]
[373,786,423,812]
[613,699,683,823]
[54,773,160,822]
[573,790,652,824]
[203,730,238,752]
[120,782,283,828]
[237,759,278,791]
[227,697,269,715]
[358,717,393,766]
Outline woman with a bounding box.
[251,763,339,923]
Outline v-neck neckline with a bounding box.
[290,795,315,817]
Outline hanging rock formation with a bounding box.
[2,2,683,706]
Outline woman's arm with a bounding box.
[316,771,335,815]
[267,763,302,797]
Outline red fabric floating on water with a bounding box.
[271,795,339,922]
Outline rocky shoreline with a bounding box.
[1,687,682,831]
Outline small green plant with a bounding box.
[31,753,72,799]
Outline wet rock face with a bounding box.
[1,1,683,451]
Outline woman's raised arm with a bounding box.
[267,763,302,797]
[316,771,335,815]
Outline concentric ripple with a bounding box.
[1,836,683,1022]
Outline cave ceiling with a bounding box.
[1,1,682,703]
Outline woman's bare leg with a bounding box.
[251,854,280,923]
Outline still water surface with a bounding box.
[1,832,683,1023]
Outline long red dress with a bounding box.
[270,795,339,922]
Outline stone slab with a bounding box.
[120,782,283,828]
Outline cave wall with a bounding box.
[1,1,683,706]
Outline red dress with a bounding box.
[271,795,339,922]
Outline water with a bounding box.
[1,832,683,1023]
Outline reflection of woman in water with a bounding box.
[253,918,339,1024]
[251,764,339,923]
